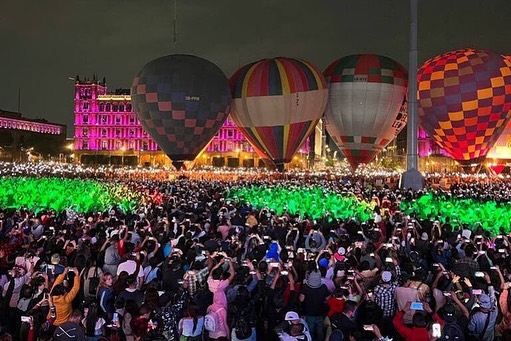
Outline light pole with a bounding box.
[120,145,126,165]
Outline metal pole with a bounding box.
[401,0,424,190]
[173,0,177,54]
[407,0,418,171]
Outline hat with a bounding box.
[421,232,428,241]
[479,294,491,309]
[381,271,392,283]
[306,270,322,288]
[318,258,329,268]
[50,253,60,265]
[284,311,300,321]
[337,247,346,256]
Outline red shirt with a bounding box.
[393,311,444,341]
[327,297,345,317]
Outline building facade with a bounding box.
[73,76,314,168]
[0,109,66,162]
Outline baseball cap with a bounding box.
[421,232,428,241]
[381,271,392,283]
[479,294,491,309]
[285,311,300,321]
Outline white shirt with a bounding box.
[116,260,144,278]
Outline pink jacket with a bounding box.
[207,291,229,339]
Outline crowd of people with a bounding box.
[1,163,511,340]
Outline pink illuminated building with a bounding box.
[73,76,310,167]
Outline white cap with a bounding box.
[285,311,300,321]
[381,271,392,282]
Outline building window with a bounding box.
[102,140,108,150]
[83,115,88,123]
[106,104,111,111]
[116,129,121,136]
[128,141,134,150]
[113,105,118,112]
[116,116,121,124]
[126,104,132,112]
[142,141,149,150]
[101,129,107,137]
[83,141,89,149]
[101,115,107,124]
[83,102,89,111]
[83,128,88,137]
[99,103,105,112]
[115,141,121,150]
[142,130,147,136]
[129,115,135,124]
[129,129,134,137]
[227,129,234,138]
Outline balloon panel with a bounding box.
[131,54,231,163]
[230,57,328,164]
[418,49,511,161]
[324,54,408,168]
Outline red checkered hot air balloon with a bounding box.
[229,57,328,171]
[323,54,408,170]
[418,49,511,165]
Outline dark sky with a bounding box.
[1,0,510,136]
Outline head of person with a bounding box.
[69,309,83,324]
[285,311,301,325]
[479,294,492,312]
[343,300,358,319]
[412,312,427,328]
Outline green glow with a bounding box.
[400,193,511,234]
[227,186,374,222]
[0,177,140,213]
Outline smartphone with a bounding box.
[385,257,393,263]
[490,266,497,270]
[475,271,485,277]
[21,316,31,323]
[472,289,483,295]
[432,263,439,267]
[443,292,451,297]
[297,248,305,254]
[288,251,294,259]
[363,325,374,331]
[499,249,506,253]
[269,262,280,268]
[347,276,355,280]
[385,243,393,248]
[112,313,119,322]
[478,251,486,255]
[432,322,441,338]
[158,291,165,296]
[410,302,423,310]
[369,253,375,257]
[280,270,289,276]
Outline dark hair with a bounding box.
[51,284,66,296]
[343,300,358,313]
[85,304,99,337]
[412,312,426,327]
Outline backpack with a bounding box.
[204,307,223,333]
[83,266,100,297]
[441,321,465,341]
[234,311,252,339]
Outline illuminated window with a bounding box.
[83,115,88,123]
[128,141,134,150]
[115,141,121,150]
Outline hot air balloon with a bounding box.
[323,54,408,170]
[418,49,511,165]
[230,57,328,171]
[131,54,231,170]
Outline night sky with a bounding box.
[1,0,510,136]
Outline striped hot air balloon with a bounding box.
[323,54,408,170]
[230,57,328,171]
[131,54,231,170]
[418,48,511,165]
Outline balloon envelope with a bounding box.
[323,54,408,169]
[230,57,328,170]
[418,49,511,164]
[131,54,231,170]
